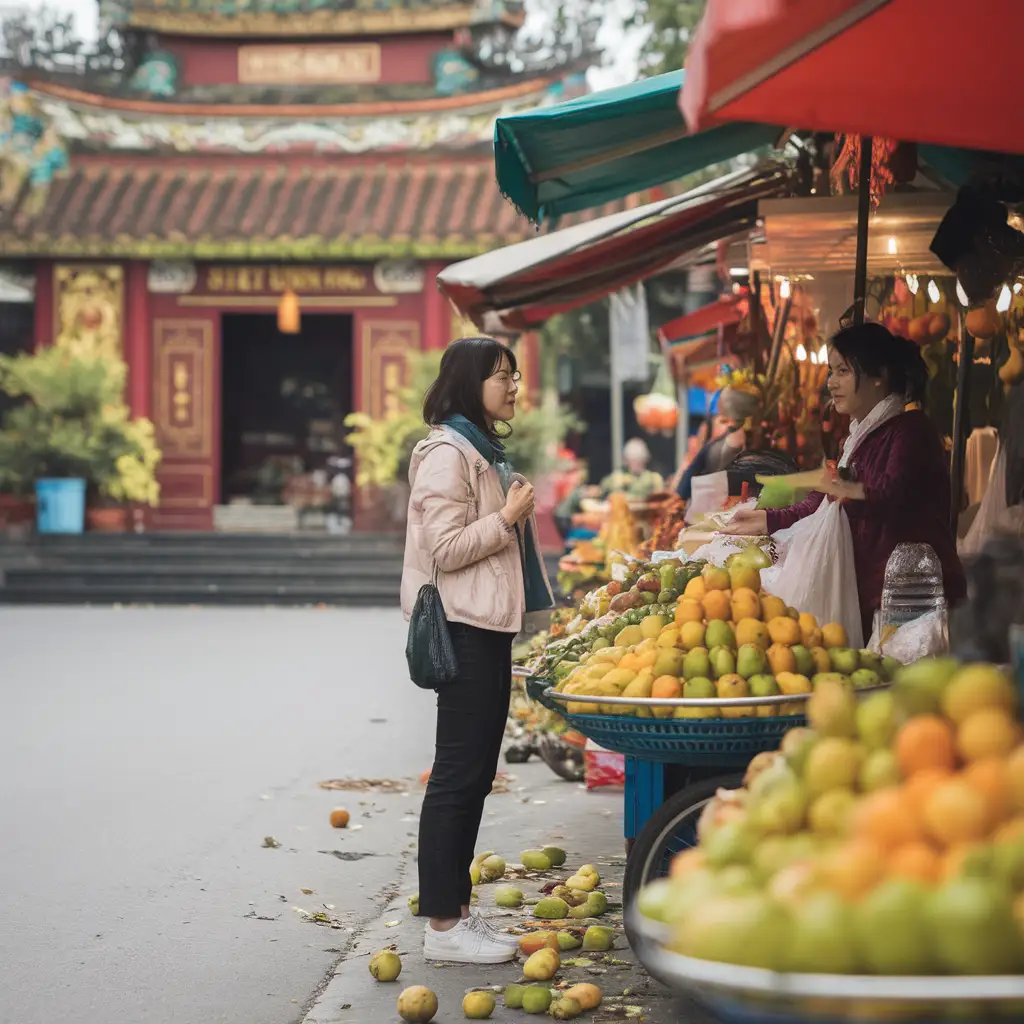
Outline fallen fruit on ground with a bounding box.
[534,896,569,920]
[521,986,553,1014]
[557,931,582,950]
[329,808,350,828]
[581,925,614,951]
[397,986,438,1023]
[523,947,560,980]
[542,845,567,866]
[479,854,507,883]
[565,872,597,892]
[549,996,582,1020]
[494,885,523,908]
[521,850,553,871]
[503,984,526,1009]
[563,983,602,1010]
[462,991,496,1019]
[407,893,419,915]
[519,930,560,955]
[368,949,402,982]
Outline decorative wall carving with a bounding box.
[361,320,420,420]
[153,319,214,459]
[53,263,124,356]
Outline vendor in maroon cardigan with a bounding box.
[725,322,966,641]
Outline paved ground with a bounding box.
[0,607,704,1024]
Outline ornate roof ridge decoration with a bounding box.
[24,71,560,119]
[108,0,526,38]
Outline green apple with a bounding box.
[855,879,938,975]
[828,648,860,675]
[790,644,815,677]
[749,673,780,698]
[928,878,1024,974]
[788,891,861,973]
[736,643,769,680]
[705,620,736,651]
[709,645,736,680]
[684,676,716,698]
[682,647,712,681]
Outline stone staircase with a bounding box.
[0,532,405,606]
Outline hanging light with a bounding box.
[955,279,969,306]
[905,273,919,295]
[927,279,941,304]
[997,284,1012,313]
[779,277,791,299]
[809,349,818,365]
[795,343,807,362]
[277,288,301,334]
[818,344,828,363]
[1015,282,1023,294]
[887,236,898,255]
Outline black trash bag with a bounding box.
[726,448,800,497]
[406,583,459,690]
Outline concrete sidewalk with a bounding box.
[300,765,712,1024]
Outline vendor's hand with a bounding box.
[816,478,866,502]
[722,509,768,536]
[502,481,535,526]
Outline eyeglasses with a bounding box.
[489,371,521,387]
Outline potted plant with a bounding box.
[0,340,161,534]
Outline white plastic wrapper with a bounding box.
[867,608,949,663]
[687,536,776,568]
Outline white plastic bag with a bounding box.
[959,445,1007,556]
[760,499,863,649]
[866,609,949,663]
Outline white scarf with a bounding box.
[838,394,906,469]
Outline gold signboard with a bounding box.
[203,266,369,294]
[238,44,381,86]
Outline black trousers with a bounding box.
[417,622,513,919]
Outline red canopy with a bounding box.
[657,296,744,346]
[681,0,1024,156]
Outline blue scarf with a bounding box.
[442,414,552,613]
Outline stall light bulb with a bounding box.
[809,349,818,365]
[956,280,969,306]
[779,277,791,299]
[997,284,1012,313]
[905,273,919,295]
[887,236,898,255]
[927,279,941,304]
[795,343,807,362]
[1015,282,1023,294]
[818,344,828,363]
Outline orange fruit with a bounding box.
[904,767,953,809]
[683,576,706,601]
[735,618,770,649]
[941,663,1017,724]
[1008,745,1024,812]
[767,616,801,646]
[618,653,641,673]
[994,817,1024,843]
[889,842,942,884]
[817,839,886,901]
[853,788,923,850]
[962,758,1012,829]
[956,708,1021,763]
[675,599,704,625]
[821,623,849,648]
[895,715,956,777]
[652,675,682,700]
[669,848,706,879]
[760,594,787,622]
[810,647,833,674]
[921,778,990,848]
[767,643,798,675]
[701,590,731,622]
[730,588,761,622]
[330,808,351,828]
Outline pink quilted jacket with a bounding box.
[401,428,550,634]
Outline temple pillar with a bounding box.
[126,261,152,418]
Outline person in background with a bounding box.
[725,322,966,641]
[401,337,554,964]
[675,387,761,500]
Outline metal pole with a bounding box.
[949,318,974,535]
[610,316,624,475]
[853,136,873,326]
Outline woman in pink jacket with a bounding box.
[401,337,553,964]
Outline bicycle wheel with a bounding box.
[622,773,743,911]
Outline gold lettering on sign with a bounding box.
[172,360,191,423]
[204,266,368,294]
[238,44,382,86]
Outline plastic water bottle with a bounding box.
[879,543,948,657]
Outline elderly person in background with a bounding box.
[675,387,760,501]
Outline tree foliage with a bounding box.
[631,0,707,78]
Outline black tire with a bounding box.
[622,773,744,958]
[623,773,744,901]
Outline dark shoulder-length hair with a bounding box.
[423,336,517,438]
[830,322,929,403]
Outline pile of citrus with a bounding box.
[638,658,1024,975]
[554,562,897,718]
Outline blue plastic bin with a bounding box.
[35,478,86,534]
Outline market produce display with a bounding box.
[636,658,1024,976]
[636,494,687,558]
[530,547,899,721]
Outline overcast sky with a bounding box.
[10,0,644,88]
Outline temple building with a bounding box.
[0,0,592,529]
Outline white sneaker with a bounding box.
[469,907,520,947]
[423,918,517,963]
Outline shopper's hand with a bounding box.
[502,481,535,526]
[721,509,769,536]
